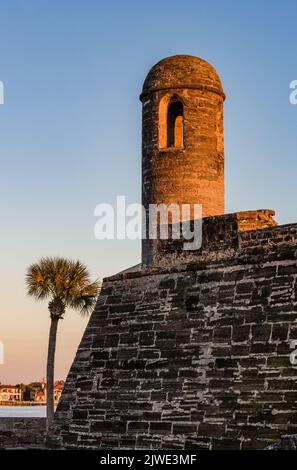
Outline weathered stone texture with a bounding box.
[0,418,46,449]
[266,434,297,450]
[51,220,297,450]
[236,210,277,232]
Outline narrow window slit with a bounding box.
[167,100,183,148]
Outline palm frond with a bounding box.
[26,257,100,317]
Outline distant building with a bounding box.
[54,382,64,403]
[34,390,46,402]
[30,380,64,403]
[31,380,46,402]
[0,385,22,402]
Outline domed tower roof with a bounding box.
[140,54,225,100]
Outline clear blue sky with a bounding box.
[0,0,297,383]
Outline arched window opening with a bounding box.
[167,100,183,148]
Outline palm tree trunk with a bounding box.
[46,317,59,430]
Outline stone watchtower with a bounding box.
[140,55,225,266]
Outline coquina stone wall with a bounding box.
[49,216,297,450]
[0,418,46,449]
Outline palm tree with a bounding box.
[26,257,99,430]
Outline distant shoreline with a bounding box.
[0,401,46,407]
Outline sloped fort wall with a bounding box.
[50,215,297,450]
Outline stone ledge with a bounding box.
[236,209,277,232]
